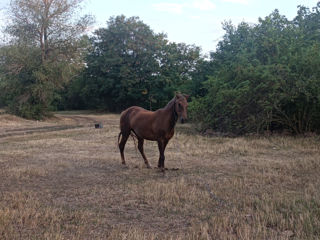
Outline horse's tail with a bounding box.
[130,131,138,154]
[117,130,138,155]
[118,107,138,152]
[117,131,122,148]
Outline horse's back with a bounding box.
[120,106,157,139]
[120,106,150,129]
[120,106,148,120]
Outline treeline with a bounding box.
[57,15,201,111]
[1,0,320,134]
[190,3,320,134]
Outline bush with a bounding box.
[189,5,320,134]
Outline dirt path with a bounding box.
[0,113,116,140]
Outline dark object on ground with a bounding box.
[95,123,103,129]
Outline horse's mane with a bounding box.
[164,95,179,129]
[164,94,184,109]
[164,97,176,110]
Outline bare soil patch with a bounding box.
[0,112,319,239]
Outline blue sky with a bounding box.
[83,0,318,55]
[1,0,319,55]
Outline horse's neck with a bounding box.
[163,98,178,130]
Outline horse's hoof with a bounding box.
[157,167,167,172]
[146,165,152,169]
[170,168,179,171]
[121,163,129,169]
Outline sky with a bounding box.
[1,0,319,55]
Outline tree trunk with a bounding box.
[40,27,45,63]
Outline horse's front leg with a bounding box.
[157,139,168,170]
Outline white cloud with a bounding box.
[153,0,216,14]
[192,0,216,11]
[190,15,202,20]
[152,3,184,14]
[222,0,249,5]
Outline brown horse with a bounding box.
[118,93,189,170]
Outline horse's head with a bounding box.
[175,93,189,124]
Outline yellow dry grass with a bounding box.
[0,112,319,239]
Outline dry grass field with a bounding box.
[0,111,319,240]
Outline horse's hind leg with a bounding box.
[138,138,151,168]
[119,132,129,165]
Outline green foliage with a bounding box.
[0,45,47,119]
[190,3,320,134]
[1,0,320,136]
[0,0,92,119]
[62,15,201,111]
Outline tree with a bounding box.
[0,0,93,119]
[64,15,201,112]
[189,2,320,134]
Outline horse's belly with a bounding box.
[166,130,174,140]
[134,127,157,141]
[129,111,173,141]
